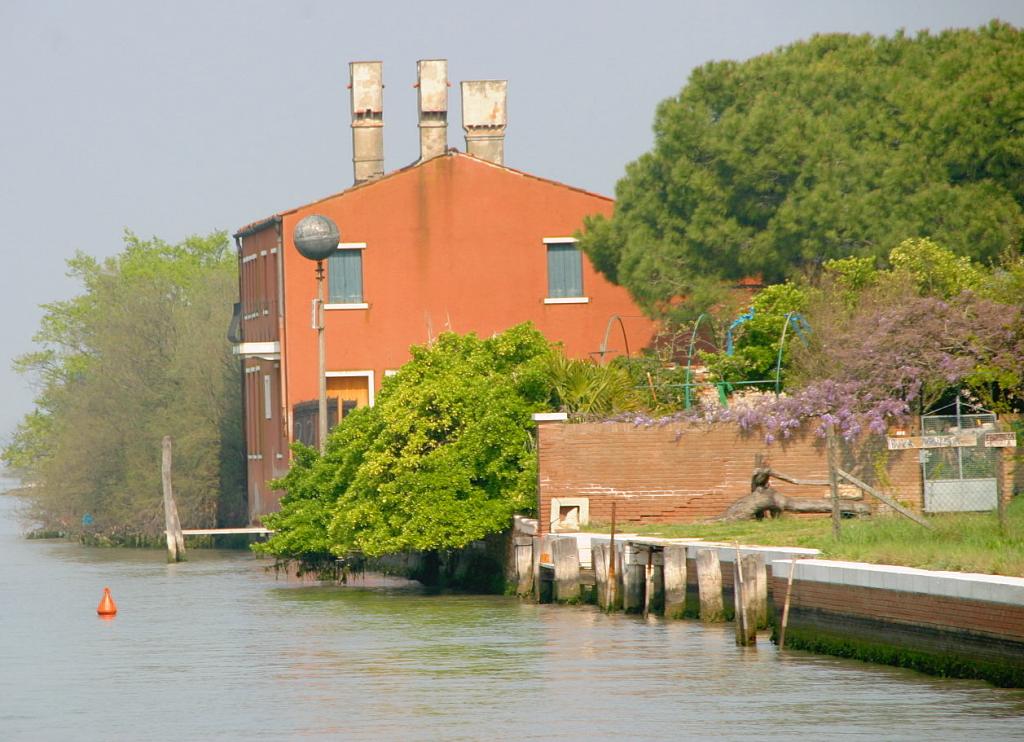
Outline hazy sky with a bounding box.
[2,0,1022,442]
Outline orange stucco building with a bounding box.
[232,60,657,520]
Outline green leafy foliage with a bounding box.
[703,283,809,387]
[611,354,692,412]
[258,324,552,560]
[581,22,1024,318]
[3,231,243,537]
[796,240,1024,413]
[546,353,641,414]
[887,237,983,297]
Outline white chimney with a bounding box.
[417,59,448,161]
[461,80,507,165]
[349,61,384,184]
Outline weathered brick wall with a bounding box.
[537,420,1013,533]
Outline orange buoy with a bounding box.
[97,587,118,617]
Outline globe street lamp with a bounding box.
[293,214,340,452]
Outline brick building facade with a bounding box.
[232,60,658,521]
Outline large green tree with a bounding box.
[581,22,1024,320]
[4,231,243,538]
[258,324,552,561]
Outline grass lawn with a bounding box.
[587,497,1024,577]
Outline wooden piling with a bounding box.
[663,545,688,619]
[643,548,654,618]
[649,548,665,616]
[696,548,724,622]
[536,536,552,605]
[593,543,609,609]
[623,542,645,613]
[752,552,768,629]
[778,557,798,651]
[552,537,581,603]
[161,435,186,563]
[734,554,758,645]
[607,502,618,612]
[514,535,534,596]
[743,554,759,643]
[612,542,625,611]
[733,546,746,644]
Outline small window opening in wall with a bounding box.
[328,244,364,304]
[550,496,589,532]
[263,375,272,420]
[546,240,583,298]
[558,505,581,531]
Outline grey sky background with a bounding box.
[1,0,1022,444]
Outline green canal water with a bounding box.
[2,494,1023,741]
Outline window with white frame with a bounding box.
[328,243,366,305]
[544,238,586,301]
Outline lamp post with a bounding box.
[293,214,340,452]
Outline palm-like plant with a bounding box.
[546,351,642,415]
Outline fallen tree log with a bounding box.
[719,486,871,521]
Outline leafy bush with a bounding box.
[257,324,552,560]
[703,282,809,388]
[546,353,642,414]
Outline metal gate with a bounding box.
[920,400,999,513]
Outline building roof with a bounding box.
[233,150,613,238]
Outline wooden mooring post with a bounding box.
[696,548,724,622]
[778,556,799,651]
[606,502,618,611]
[663,545,687,619]
[733,553,758,646]
[644,547,654,618]
[642,545,664,619]
[514,535,534,596]
[552,537,581,603]
[593,543,609,609]
[161,435,186,563]
[622,542,645,613]
[612,542,624,611]
[535,534,556,603]
[752,553,769,629]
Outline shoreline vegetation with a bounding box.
[585,499,1024,577]
[4,27,1023,600]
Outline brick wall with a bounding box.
[537,420,1013,534]
[770,576,1024,641]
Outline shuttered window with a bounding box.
[547,242,583,298]
[328,248,363,303]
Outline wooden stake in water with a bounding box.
[593,543,609,608]
[752,552,768,629]
[162,435,186,563]
[606,502,617,612]
[552,537,581,603]
[622,542,645,613]
[663,545,687,619]
[778,556,798,651]
[514,536,534,596]
[696,548,724,622]
[733,543,748,645]
[643,547,654,618]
